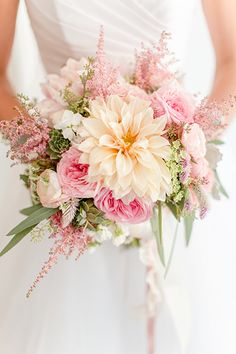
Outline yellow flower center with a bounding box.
[122,131,136,148]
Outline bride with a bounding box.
[0,1,236,354]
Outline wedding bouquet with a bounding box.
[0,30,228,297]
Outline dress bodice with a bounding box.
[25,0,196,74]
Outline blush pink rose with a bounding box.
[37,169,69,208]
[57,147,96,198]
[94,188,153,224]
[151,81,195,123]
[182,123,206,160]
[191,157,209,179]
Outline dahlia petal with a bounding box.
[82,118,109,138]
[78,137,97,153]
[116,150,133,177]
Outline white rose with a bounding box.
[37,169,67,208]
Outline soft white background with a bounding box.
[1,1,236,354]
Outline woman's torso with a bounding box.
[25,0,196,74]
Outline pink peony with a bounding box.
[182,123,206,160]
[37,169,69,208]
[151,81,195,123]
[57,147,96,198]
[191,157,209,179]
[94,188,153,224]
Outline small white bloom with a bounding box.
[94,225,113,243]
[112,223,131,247]
[51,110,83,141]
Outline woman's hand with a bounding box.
[0,0,19,121]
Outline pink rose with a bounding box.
[37,169,69,208]
[94,188,153,224]
[182,123,206,160]
[57,147,96,198]
[151,81,195,123]
[191,157,209,179]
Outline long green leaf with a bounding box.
[151,204,165,266]
[20,204,43,216]
[210,139,225,145]
[7,207,57,236]
[214,170,229,198]
[164,221,179,278]
[184,213,195,246]
[0,226,34,257]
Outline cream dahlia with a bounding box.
[78,95,171,202]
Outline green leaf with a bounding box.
[166,202,180,221]
[209,139,225,145]
[214,170,229,198]
[0,226,34,257]
[151,204,165,266]
[7,207,58,236]
[164,221,179,278]
[20,204,43,216]
[184,212,195,246]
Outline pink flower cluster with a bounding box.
[0,113,49,162]
[193,98,228,141]
[87,26,120,98]
[181,123,215,215]
[27,211,91,297]
[134,32,175,92]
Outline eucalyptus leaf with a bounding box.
[184,212,195,246]
[7,207,58,236]
[164,221,179,278]
[0,226,34,257]
[151,204,165,266]
[214,170,229,198]
[20,204,43,216]
[209,139,225,145]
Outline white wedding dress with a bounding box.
[1,1,236,354]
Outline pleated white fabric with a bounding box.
[0,1,204,354]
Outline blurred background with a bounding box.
[0,1,236,354]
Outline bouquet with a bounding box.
[0,30,228,298]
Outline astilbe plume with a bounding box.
[0,110,49,163]
[134,31,175,92]
[193,96,236,140]
[26,212,91,297]
[87,26,120,98]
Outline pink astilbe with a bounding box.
[0,111,50,163]
[193,97,235,140]
[26,212,91,297]
[134,32,176,92]
[87,26,120,98]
